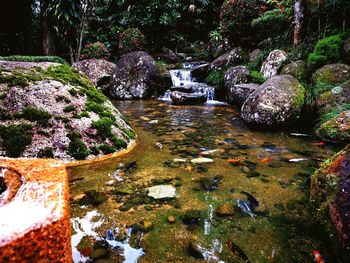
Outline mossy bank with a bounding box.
[0,61,135,160]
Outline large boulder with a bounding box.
[211,47,246,70]
[249,49,262,63]
[72,59,116,87]
[191,63,210,82]
[260,50,288,79]
[153,47,180,64]
[280,60,307,82]
[241,75,305,127]
[110,51,165,99]
[316,110,350,143]
[317,80,350,114]
[310,146,350,256]
[312,63,350,86]
[227,83,260,106]
[0,61,135,160]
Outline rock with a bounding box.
[182,210,202,225]
[170,91,207,105]
[211,47,246,70]
[115,185,134,195]
[191,63,210,82]
[199,176,220,191]
[260,50,288,79]
[216,203,234,217]
[110,51,166,99]
[0,62,134,160]
[224,65,250,87]
[191,157,214,164]
[79,190,107,206]
[170,86,194,93]
[343,37,350,64]
[310,145,350,253]
[153,47,180,63]
[146,185,177,199]
[226,83,260,106]
[316,110,350,143]
[90,248,109,260]
[241,75,305,127]
[241,166,250,173]
[316,80,350,114]
[280,60,306,81]
[312,63,350,85]
[167,216,176,223]
[188,242,204,259]
[72,59,116,87]
[249,49,262,63]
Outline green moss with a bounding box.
[0,55,66,64]
[90,146,100,156]
[63,105,76,113]
[98,144,116,154]
[86,101,106,114]
[127,130,136,140]
[80,111,90,118]
[249,70,266,84]
[37,130,50,137]
[92,117,114,138]
[293,83,306,110]
[307,34,343,70]
[20,107,52,126]
[317,103,350,127]
[205,70,224,86]
[111,135,127,149]
[0,124,32,157]
[67,131,89,160]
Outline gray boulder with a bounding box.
[260,50,288,79]
[227,83,260,106]
[171,91,207,105]
[241,75,305,127]
[280,60,306,82]
[110,51,163,99]
[312,63,350,86]
[211,47,246,70]
[73,59,116,86]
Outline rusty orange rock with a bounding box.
[0,159,72,262]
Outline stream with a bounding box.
[68,98,340,262]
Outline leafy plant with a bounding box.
[205,70,224,86]
[80,42,110,59]
[20,107,52,126]
[67,131,89,160]
[119,28,146,54]
[249,71,266,84]
[0,124,33,157]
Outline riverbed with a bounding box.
[68,100,338,262]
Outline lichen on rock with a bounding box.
[0,61,135,160]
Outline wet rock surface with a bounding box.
[211,47,246,70]
[170,90,207,105]
[316,110,350,143]
[226,83,259,106]
[260,50,288,79]
[280,60,306,81]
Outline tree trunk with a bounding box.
[75,16,85,62]
[293,0,304,46]
[42,1,55,55]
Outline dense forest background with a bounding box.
[1,0,349,63]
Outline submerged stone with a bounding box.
[216,203,234,217]
[191,157,214,164]
[146,185,177,199]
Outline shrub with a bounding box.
[0,124,32,157]
[80,42,110,59]
[0,55,66,64]
[119,28,146,54]
[205,70,224,86]
[20,107,52,126]
[67,131,89,160]
[307,34,343,69]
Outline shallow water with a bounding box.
[69,100,339,262]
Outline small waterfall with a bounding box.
[161,62,221,104]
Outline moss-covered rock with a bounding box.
[316,110,350,143]
[241,75,305,127]
[280,60,307,82]
[317,80,350,114]
[260,49,288,79]
[310,146,350,257]
[312,63,350,86]
[343,37,350,64]
[0,61,135,160]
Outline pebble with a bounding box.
[216,203,234,217]
[167,216,176,223]
[241,166,250,173]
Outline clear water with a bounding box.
[69,100,340,262]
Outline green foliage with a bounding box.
[90,146,100,156]
[119,28,146,54]
[92,117,114,138]
[317,103,350,127]
[0,69,42,87]
[249,70,266,84]
[127,130,136,140]
[307,34,343,70]
[205,70,224,86]
[98,144,116,154]
[0,56,66,64]
[80,42,110,59]
[67,131,89,160]
[20,107,52,126]
[85,101,105,114]
[111,136,127,149]
[63,105,76,113]
[0,124,32,157]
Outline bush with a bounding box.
[307,34,343,69]
[0,55,66,64]
[67,131,89,160]
[205,70,224,86]
[0,124,32,157]
[119,28,146,54]
[80,42,110,60]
